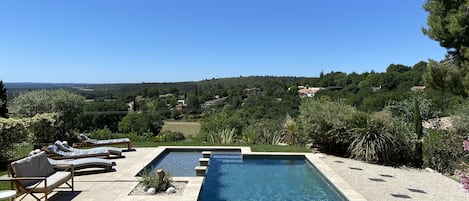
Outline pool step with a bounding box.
[199,158,210,166]
[220,159,243,163]
[211,154,242,159]
[195,166,207,176]
[212,154,243,163]
[202,151,212,158]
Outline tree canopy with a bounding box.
[0,80,7,117]
[423,0,469,96]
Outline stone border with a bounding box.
[145,146,366,201]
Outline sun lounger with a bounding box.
[42,144,110,159]
[75,134,132,151]
[47,157,114,171]
[30,148,114,171]
[55,140,122,157]
[8,151,74,201]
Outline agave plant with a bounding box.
[349,113,394,163]
[207,128,236,144]
[220,128,236,144]
[257,128,284,145]
[283,115,299,145]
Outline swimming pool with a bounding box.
[198,153,346,201]
[145,150,202,176]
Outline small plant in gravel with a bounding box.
[141,168,172,192]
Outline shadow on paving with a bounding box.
[74,169,116,176]
[408,188,426,194]
[368,178,386,182]
[41,191,82,201]
[390,194,412,199]
[379,174,394,178]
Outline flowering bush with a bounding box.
[460,139,469,192]
[0,117,28,161]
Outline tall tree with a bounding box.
[414,98,423,167]
[423,0,469,65]
[423,0,469,96]
[0,80,7,117]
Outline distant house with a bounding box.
[371,85,382,92]
[245,88,262,96]
[423,116,452,130]
[159,93,174,98]
[298,87,323,97]
[204,96,228,106]
[177,99,187,106]
[411,86,426,92]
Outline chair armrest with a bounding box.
[0,175,13,181]
[10,176,47,181]
[0,175,47,181]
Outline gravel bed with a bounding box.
[129,181,187,196]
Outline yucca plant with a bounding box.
[283,114,299,145]
[207,127,236,144]
[220,128,236,144]
[257,128,284,145]
[349,113,394,163]
[241,131,256,144]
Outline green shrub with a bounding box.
[420,100,469,174]
[9,89,84,132]
[141,168,159,190]
[198,109,246,142]
[88,128,153,142]
[76,112,126,133]
[89,127,114,140]
[124,132,153,142]
[154,131,185,142]
[298,99,357,155]
[118,112,163,136]
[386,120,415,166]
[0,117,28,162]
[423,129,464,174]
[27,113,75,144]
[140,168,172,192]
[240,119,284,145]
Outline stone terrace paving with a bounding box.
[17,146,468,201]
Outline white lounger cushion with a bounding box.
[47,157,113,170]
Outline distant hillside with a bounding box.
[4,76,314,100]
[4,82,86,89]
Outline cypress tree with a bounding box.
[414,98,423,167]
[0,80,7,117]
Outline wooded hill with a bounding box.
[5,60,463,115]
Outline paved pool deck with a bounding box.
[18,146,468,201]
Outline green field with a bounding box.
[161,121,201,137]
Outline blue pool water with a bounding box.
[198,154,346,201]
[147,151,201,176]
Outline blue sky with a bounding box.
[0,0,446,83]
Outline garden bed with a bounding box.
[129,181,187,196]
